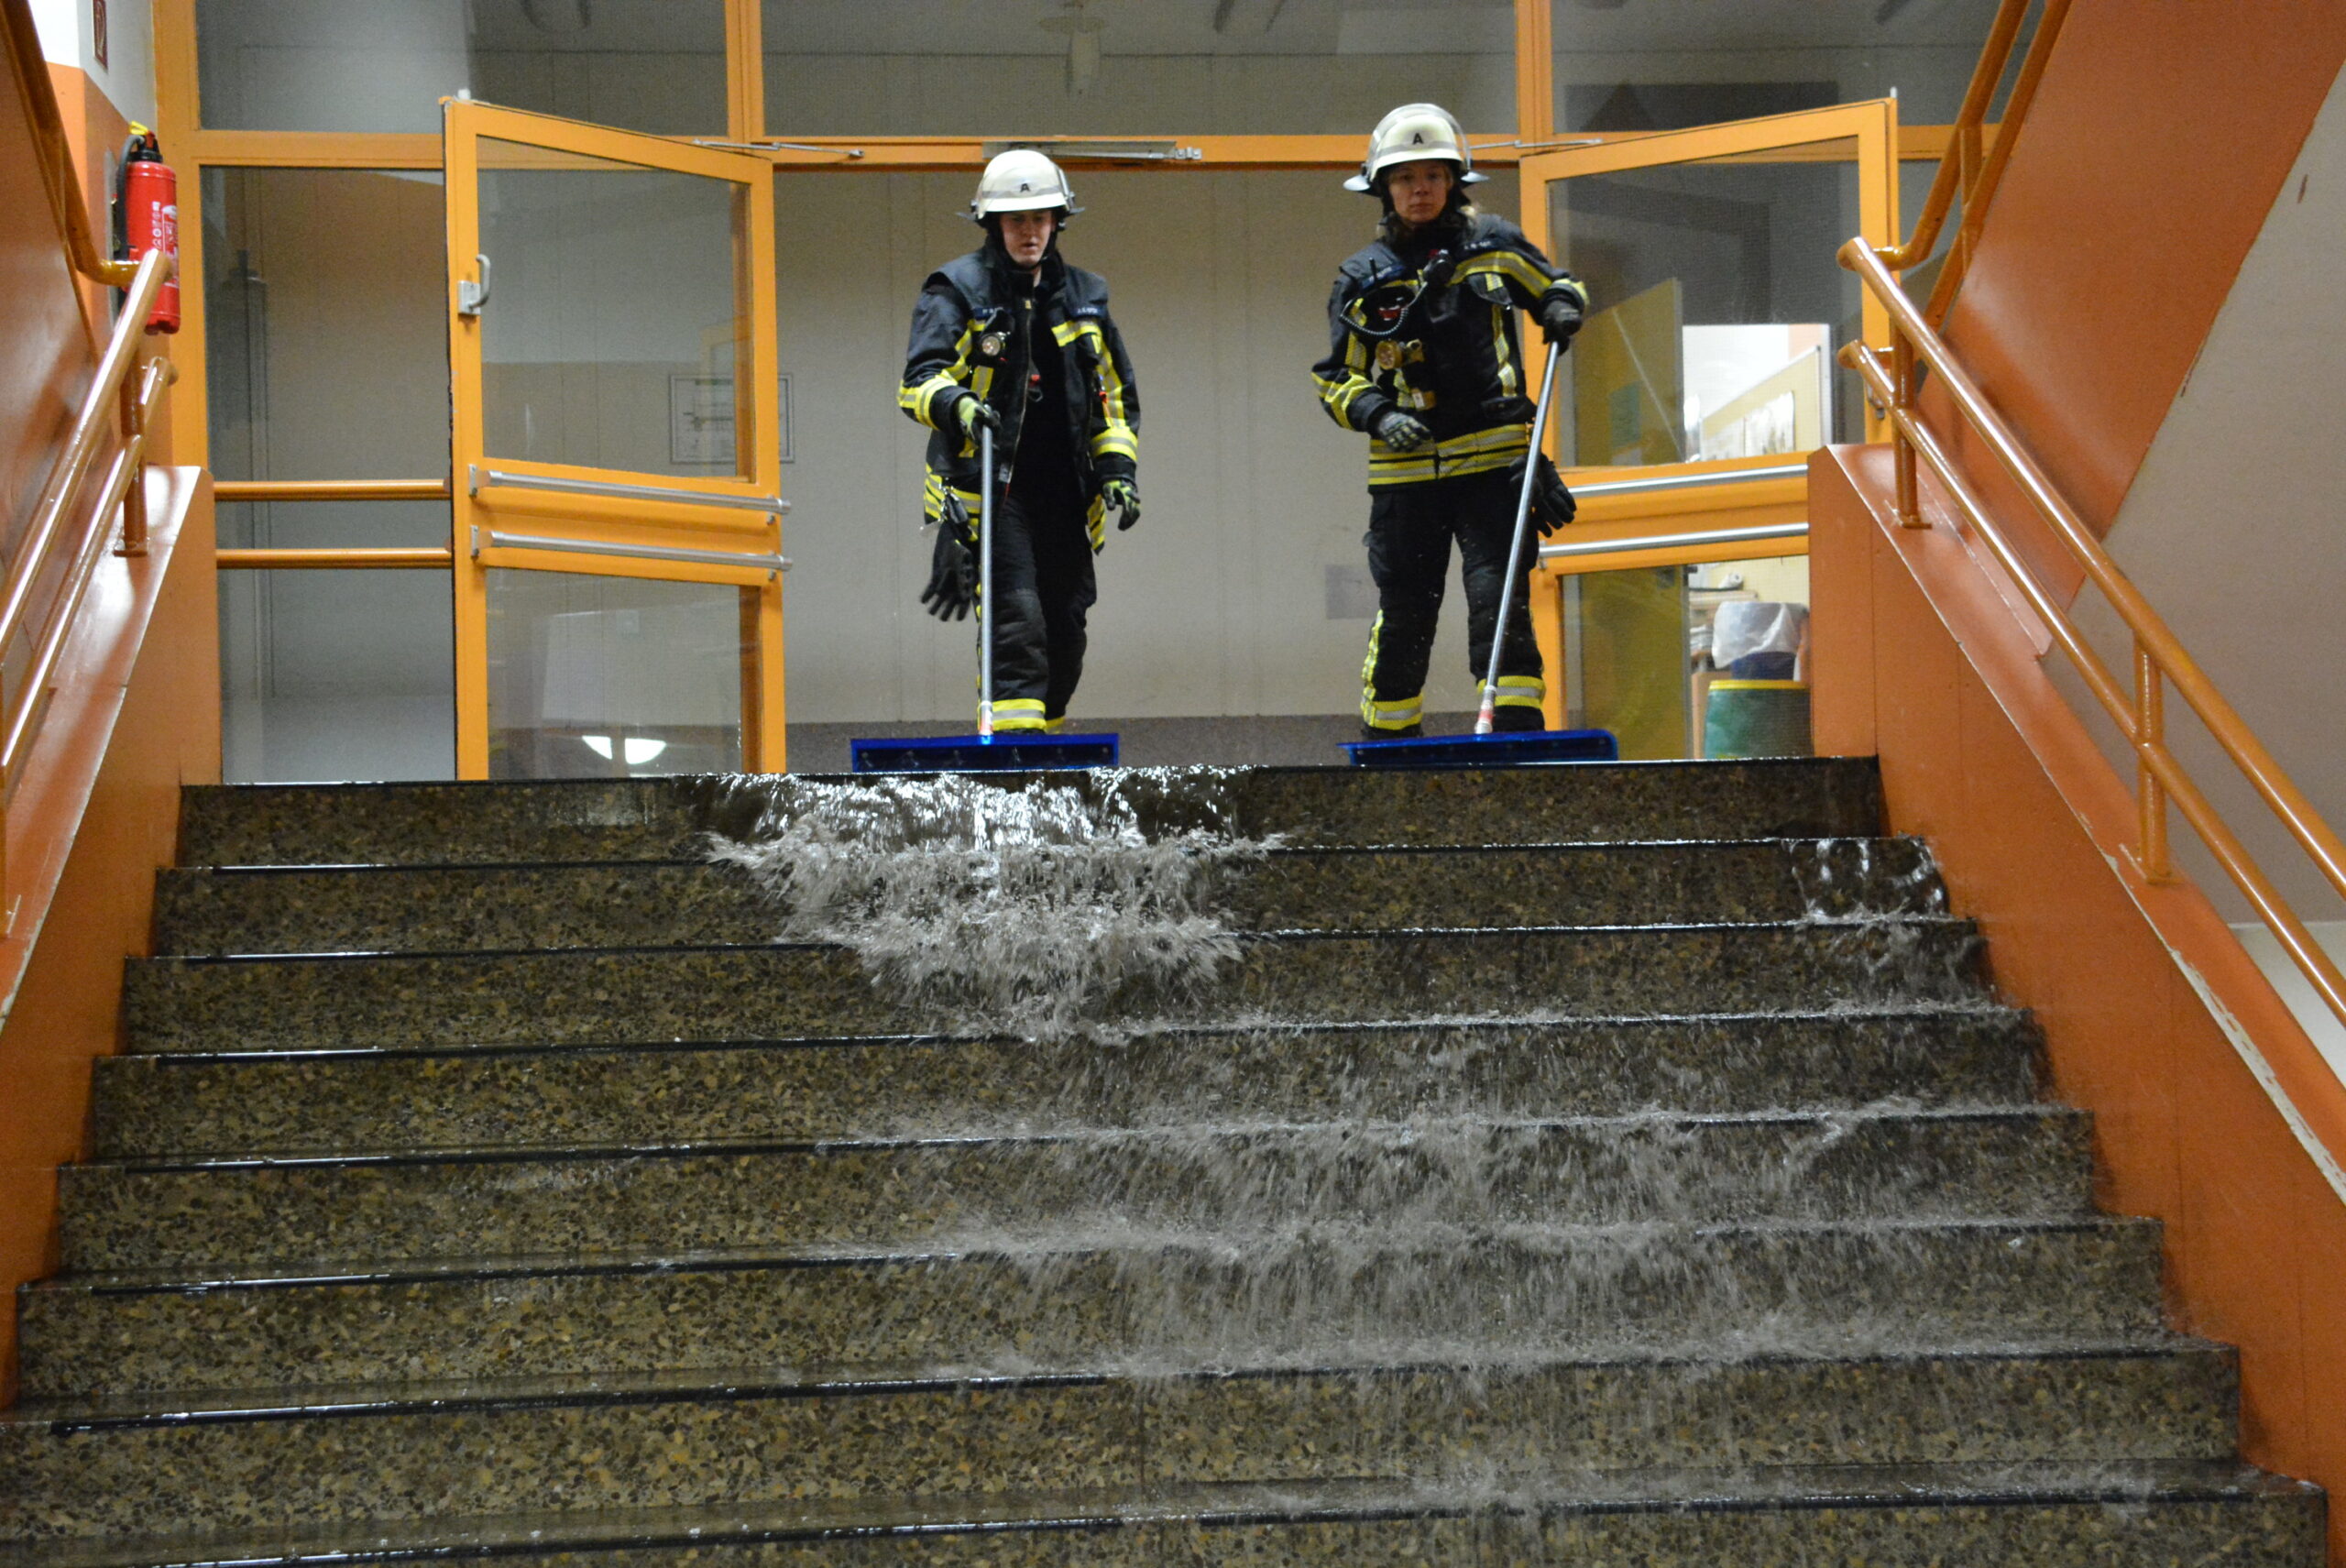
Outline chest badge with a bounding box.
[979,331,1007,357]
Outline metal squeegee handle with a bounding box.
[979,424,996,741]
[1476,339,1564,736]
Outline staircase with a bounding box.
[0,759,2324,1564]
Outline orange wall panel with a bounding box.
[1813,443,2346,1564]
[1943,0,2346,540]
[0,468,219,1402]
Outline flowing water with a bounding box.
[707,771,2088,1406]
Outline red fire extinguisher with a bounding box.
[113,124,180,334]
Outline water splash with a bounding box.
[707,770,1278,1037]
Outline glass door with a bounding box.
[444,100,784,778]
[1517,101,1900,753]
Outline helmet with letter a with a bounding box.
[970,148,1082,224]
[1343,102,1489,193]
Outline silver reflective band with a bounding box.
[470,465,789,515]
[1538,521,1808,561]
[1566,463,1809,499]
[473,526,790,574]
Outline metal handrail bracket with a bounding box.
[468,464,789,516]
[472,526,788,576]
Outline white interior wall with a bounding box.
[2056,61,2346,922]
[775,170,1518,726]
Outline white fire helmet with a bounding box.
[1343,103,1488,194]
[970,149,1081,223]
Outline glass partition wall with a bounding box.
[161,0,1967,780]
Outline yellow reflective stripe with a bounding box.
[903,318,986,428]
[1085,494,1107,552]
[1318,330,1378,427]
[923,474,981,523]
[1457,250,1553,301]
[1366,423,1529,487]
[1491,303,1517,399]
[1494,675,1545,708]
[1044,715,1068,734]
[1359,611,1424,729]
[992,698,1049,731]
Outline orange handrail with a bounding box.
[1,0,136,288]
[1881,0,2074,320]
[1838,237,2346,1063]
[0,249,177,795]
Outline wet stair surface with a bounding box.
[1,759,2326,1564]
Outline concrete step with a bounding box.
[0,1345,2240,1543]
[18,1217,2165,1399]
[175,760,1886,868]
[88,1009,2041,1161]
[0,1464,2317,1568]
[119,919,1987,1055]
[56,1107,2094,1274]
[147,839,1944,958]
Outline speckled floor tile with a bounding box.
[118,920,1986,1055]
[55,1107,2092,1274]
[0,1346,2239,1541]
[0,1464,2321,1568]
[177,760,1886,869]
[89,1010,2041,1161]
[147,840,1945,959]
[19,1219,2165,1399]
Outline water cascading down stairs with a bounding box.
[0,759,2326,1563]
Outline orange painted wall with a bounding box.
[1941,0,2346,544]
[1813,444,2346,1565]
[0,468,219,1402]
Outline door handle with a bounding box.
[458,253,491,317]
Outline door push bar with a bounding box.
[469,465,790,516]
[472,526,790,575]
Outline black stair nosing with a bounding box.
[79,1102,2088,1177]
[100,1005,2037,1068]
[28,1212,2159,1299]
[130,915,1981,970]
[0,1337,2228,1435]
[164,835,1931,876]
[0,1463,2312,1568]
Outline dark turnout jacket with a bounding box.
[1313,211,1586,489]
[899,244,1139,550]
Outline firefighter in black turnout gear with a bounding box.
[899,149,1140,733]
[1314,104,1587,737]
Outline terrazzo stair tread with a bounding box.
[174,759,1886,869]
[119,919,1988,1055]
[0,1463,2319,1568]
[0,1344,2244,1541]
[146,839,1946,958]
[54,1106,2095,1272]
[88,1009,2043,1160]
[17,1216,2169,1398]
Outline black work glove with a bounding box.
[920,491,978,621]
[1538,294,1584,347]
[952,390,1003,439]
[1101,477,1141,531]
[1372,408,1431,453]
[1510,452,1577,536]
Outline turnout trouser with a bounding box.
[1360,466,1546,732]
[981,484,1096,730]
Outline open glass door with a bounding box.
[1517,101,1901,755]
[444,100,784,779]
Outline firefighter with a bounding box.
[898,149,1141,734]
[1314,104,1586,737]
